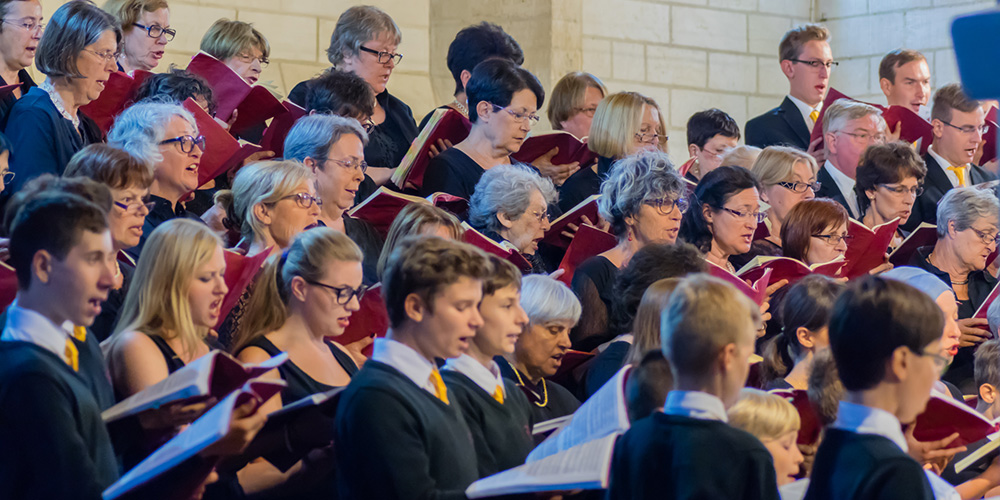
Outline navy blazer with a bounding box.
[901,152,996,232]
[745,96,810,150]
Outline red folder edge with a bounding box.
[217,248,271,329]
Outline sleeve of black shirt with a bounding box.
[421,154,467,199]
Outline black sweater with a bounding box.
[335,360,479,500]
[804,428,933,500]
[606,412,779,500]
[441,371,535,478]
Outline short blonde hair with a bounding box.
[661,274,760,379]
[751,146,819,188]
[218,160,315,242]
[102,0,168,32]
[588,91,667,159]
[727,388,801,440]
[376,203,462,281]
[721,145,762,170]
[200,19,270,63]
[626,278,680,365]
[326,5,401,66]
[779,24,830,62]
[547,71,607,129]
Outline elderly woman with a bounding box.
[571,150,687,350]
[107,101,203,259]
[284,113,383,284]
[781,198,851,266]
[559,91,668,212]
[0,0,42,127]
[468,163,556,273]
[547,71,606,140]
[422,58,545,200]
[679,165,763,271]
[5,1,116,192]
[102,0,172,73]
[290,6,416,188]
[498,274,582,423]
[856,141,928,251]
[200,18,269,86]
[913,187,999,391]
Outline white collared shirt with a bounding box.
[371,337,439,397]
[823,160,860,218]
[1,301,76,364]
[787,94,823,133]
[443,353,505,397]
[39,78,80,129]
[928,145,967,188]
[831,401,908,451]
[662,390,728,422]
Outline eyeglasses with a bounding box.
[324,157,368,174]
[915,348,950,371]
[235,52,268,68]
[776,180,821,194]
[573,106,599,117]
[878,183,924,197]
[304,279,368,305]
[525,209,550,224]
[489,103,541,125]
[159,135,206,154]
[1,18,44,33]
[634,132,666,145]
[0,171,14,186]
[720,207,767,224]
[788,58,839,70]
[811,233,854,245]
[277,192,323,209]
[646,197,688,216]
[969,227,1000,245]
[113,196,156,214]
[132,22,176,42]
[941,120,990,136]
[358,45,402,65]
[837,130,886,144]
[84,48,120,64]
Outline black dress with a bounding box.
[342,215,384,286]
[558,155,613,213]
[583,339,631,398]
[496,356,580,426]
[420,147,487,200]
[730,238,782,271]
[570,255,619,352]
[242,336,358,404]
[0,68,35,130]
[125,194,207,261]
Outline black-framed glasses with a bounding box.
[324,157,368,174]
[358,45,402,65]
[113,196,156,214]
[720,207,766,224]
[573,106,599,117]
[878,183,924,197]
[969,227,1000,245]
[277,192,323,209]
[0,171,14,186]
[304,279,368,305]
[811,233,854,245]
[1,18,44,33]
[941,120,990,136]
[788,58,839,70]
[837,130,886,144]
[914,347,950,370]
[235,52,268,68]
[159,135,205,154]
[84,48,120,64]
[132,22,176,41]
[646,197,688,216]
[777,180,821,194]
[489,103,541,125]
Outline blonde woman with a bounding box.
[727,388,804,487]
[200,19,270,85]
[559,91,668,212]
[376,203,462,280]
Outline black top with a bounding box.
[583,340,630,398]
[0,341,119,500]
[125,194,206,261]
[943,436,991,485]
[0,68,35,130]
[441,371,534,478]
[243,335,358,404]
[4,86,102,194]
[804,428,933,500]
[570,255,619,352]
[496,356,580,425]
[764,378,794,391]
[731,237,783,271]
[420,147,486,199]
[903,152,996,232]
[334,360,479,500]
[92,257,136,342]
[607,412,779,500]
[558,155,613,213]
[342,215,384,286]
[744,96,810,150]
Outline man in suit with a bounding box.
[879,49,931,115]
[746,24,833,150]
[815,100,886,219]
[904,84,994,231]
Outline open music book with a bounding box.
[887,222,937,266]
[79,70,152,134]
[841,218,899,278]
[912,393,1000,448]
[391,107,471,190]
[555,224,617,286]
[185,51,285,136]
[461,223,532,272]
[510,130,598,167]
[542,194,601,249]
[181,98,262,188]
[705,261,773,306]
[348,186,469,236]
[735,255,845,285]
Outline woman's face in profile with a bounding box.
[515,318,574,380]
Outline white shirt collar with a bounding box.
[823,160,861,218]
[832,401,908,452]
[372,337,438,396]
[39,78,80,128]
[1,300,76,363]
[787,94,822,133]
[927,145,966,188]
[662,390,728,422]
[443,353,505,397]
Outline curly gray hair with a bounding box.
[598,150,686,239]
[936,186,1000,238]
[107,102,197,170]
[469,164,557,234]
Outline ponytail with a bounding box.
[760,333,794,384]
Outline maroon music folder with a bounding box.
[510,131,598,167]
[181,99,262,188]
[217,248,271,328]
[555,224,617,286]
[881,105,935,155]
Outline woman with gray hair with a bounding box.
[288,5,416,189]
[570,150,687,351]
[285,113,383,284]
[498,274,582,422]
[468,163,556,273]
[5,1,118,192]
[913,186,1000,391]
[108,101,204,260]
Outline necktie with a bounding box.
[429,369,449,405]
[947,165,967,187]
[809,109,819,123]
[64,338,79,372]
[492,385,504,404]
[72,325,86,342]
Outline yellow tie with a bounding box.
[492,385,504,404]
[809,109,819,123]
[947,165,967,187]
[429,369,449,405]
[72,325,86,342]
[64,338,79,372]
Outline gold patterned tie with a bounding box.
[72,325,86,342]
[492,385,504,404]
[64,338,79,372]
[947,165,967,187]
[429,369,449,404]
[809,109,819,123]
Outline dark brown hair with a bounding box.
[931,83,981,123]
[855,142,927,215]
[878,49,926,83]
[64,143,154,191]
[781,198,849,262]
[778,24,829,62]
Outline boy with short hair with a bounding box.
[335,236,492,500]
[606,274,779,499]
